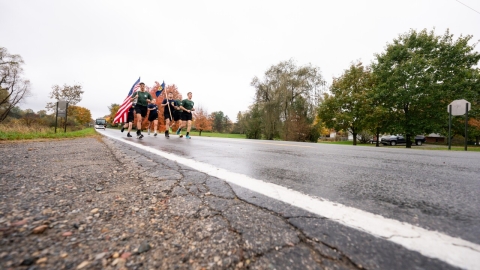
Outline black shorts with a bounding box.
[181,111,192,121]
[173,111,181,121]
[135,104,148,118]
[127,112,134,123]
[148,113,158,122]
[163,113,172,121]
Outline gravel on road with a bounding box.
[0,137,357,269]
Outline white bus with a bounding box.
[94,118,107,130]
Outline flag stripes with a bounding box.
[113,77,140,123]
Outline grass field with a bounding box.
[188,131,245,139]
[317,140,353,145]
[318,140,480,151]
[422,146,480,151]
[0,125,98,141]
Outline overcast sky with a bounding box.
[1,0,479,121]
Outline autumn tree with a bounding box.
[68,105,92,126]
[193,106,212,136]
[371,29,480,148]
[470,118,480,145]
[319,126,331,137]
[46,84,84,111]
[0,47,31,122]
[108,103,120,126]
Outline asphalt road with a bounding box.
[101,128,480,268]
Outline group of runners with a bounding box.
[120,82,195,139]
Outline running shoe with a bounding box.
[186,135,191,139]
[154,133,157,137]
[121,127,125,132]
[127,133,132,137]
[176,128,181,135]
[138,134,144,139]
[148,129,150,135]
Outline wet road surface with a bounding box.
[100,129,480,268]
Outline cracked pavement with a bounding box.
[0,137,457,269]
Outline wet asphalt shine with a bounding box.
[101,129,480,269]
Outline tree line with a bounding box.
[3,28,479,143]
[239,29,480,147]
[1,46,89,129]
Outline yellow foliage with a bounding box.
[68,105,92,125]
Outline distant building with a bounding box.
[425,133,445,143]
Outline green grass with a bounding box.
[188,131,246,139]
[317,140,354,145]
[318,140,480,151]
[0,127,98,141]
[419,145,480,151]
[383,145,480,151]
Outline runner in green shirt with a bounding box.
[173,95,184,137]
[179,92,195,139]
[130,82,152,139]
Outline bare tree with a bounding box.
[46,83,84,111]
[0,47,31,122]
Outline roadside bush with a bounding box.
[358,130,373,144]
[0,121,52,133]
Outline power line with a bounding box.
[454,0,480,15]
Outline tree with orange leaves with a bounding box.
[193,106,212,136]
[469,118,480,145]
[68,105,92,125]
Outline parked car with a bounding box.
[369,135,390,144]
[381,135,426,146]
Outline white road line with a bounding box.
[101,131,480,270]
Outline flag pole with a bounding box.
[164,83,174,123]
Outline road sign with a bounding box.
[448,99,471,116]
[57,100,67,117]
[447,99,471,151]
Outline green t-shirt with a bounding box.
[175,100,183,112]
[182,99,194,110]
[132,91,152,107]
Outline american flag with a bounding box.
[113,77,140,123]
